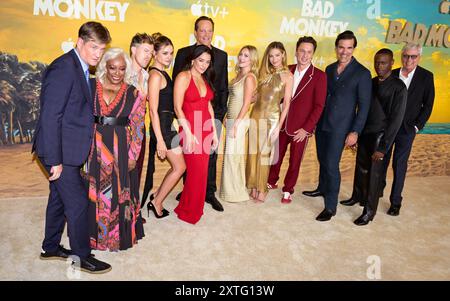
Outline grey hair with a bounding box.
[402,42,422,56]
[95,47,133,85]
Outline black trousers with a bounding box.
[380,126,416,206]
[350,132,385,215]
[206,117,224,197]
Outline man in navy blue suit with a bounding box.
[32,22,112,274]
[302,30,372,221]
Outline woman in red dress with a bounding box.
[173,45,218,224]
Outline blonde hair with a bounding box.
[235,45,259,77]
[259,41,288,81]
[95,47,133,85]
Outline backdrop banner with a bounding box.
[0,0,449,145]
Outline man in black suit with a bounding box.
[380,42,435,216]
[33,22,111,274]
[302,30,372,221]
[173,16,228,211]
[340,48,407,225]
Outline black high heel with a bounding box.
[147,194,169,219]
[140,191,154,215]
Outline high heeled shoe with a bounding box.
[140,191,155,213]
[149,193,169,214]
[147,198,169,219]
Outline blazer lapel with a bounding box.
[289,64,296,74]
[69,49,92,103]
[407,66,422,96]
[395,66,421,96]
[329,58,357,95]
[336,58,357,82]
[328,62,339,95]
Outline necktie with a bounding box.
[85,69,91,92]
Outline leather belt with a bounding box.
[94,116,129,126]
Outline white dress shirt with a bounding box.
[292,64,310,96]
[399,67,416,90]
[399,67,419,132]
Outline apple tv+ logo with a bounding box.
[190,1,229,18]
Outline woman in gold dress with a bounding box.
[246,42,293,203]
[219,46,258,203]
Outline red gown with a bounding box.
[174,75,214,224]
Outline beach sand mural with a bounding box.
[1,132,448,199]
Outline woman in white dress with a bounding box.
[219,46,258,203]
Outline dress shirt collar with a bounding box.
[73,48,90,75]
[399,67,416,89]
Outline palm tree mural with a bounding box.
[0,52,45,146]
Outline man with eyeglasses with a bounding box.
[380,42,435,216]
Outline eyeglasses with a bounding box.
[402,54,419,60]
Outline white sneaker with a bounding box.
[281,192,292,204]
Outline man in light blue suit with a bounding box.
[302,30,372,221]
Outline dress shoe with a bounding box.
[281,192,292,204]
[340,198,361,206]
[40,245,72,261]
[72,255,112,274]
[354,212,375,226]
[175,191,182,201]
[206,195,224,212]
[302,189,324,197]
[315,208,335,221]
[387,204,401,216]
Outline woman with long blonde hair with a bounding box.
[219,45,258,203]
[246,42,294,203]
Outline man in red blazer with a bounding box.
[267,36,327,204]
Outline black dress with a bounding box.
[141,67,179,206]
[149,67,180,149]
